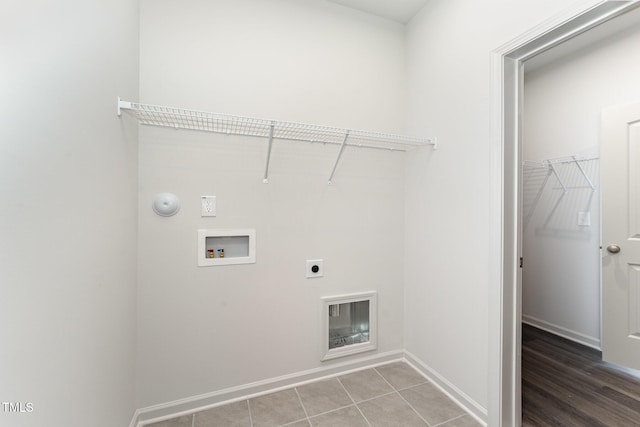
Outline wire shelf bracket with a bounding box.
[548,162,567,194]
[571,156,596,192]
[117,98,437,184]
[328,132,350,185]
[263,123,275,184]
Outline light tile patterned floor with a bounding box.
[146,361,481,427]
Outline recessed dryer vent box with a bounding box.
[321,291,377,361]
[198,229,256,266]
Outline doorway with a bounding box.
[520,8,640,423]
[490,1,640,426]
[521,0,640,347]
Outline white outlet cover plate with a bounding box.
[201,196,216,217]
[306,259,324,278]
[578,211,591,226]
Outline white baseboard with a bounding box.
[131,349,489,427]
[522,315,601,350]
[131,350,404,427]
[403,351,488,426]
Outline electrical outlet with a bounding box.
[578,211,590,226]
[201,196,216,217]
[306,259,324,278]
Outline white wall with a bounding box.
[0,1,139,426]
[403,0,578,413]
[138,0,406,132]
[137,0,408,408]
[522,7,640,347]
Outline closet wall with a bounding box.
[0,1,139,426]
[137,0,408,408]
[403,0,578,412]
[522,9,640,348]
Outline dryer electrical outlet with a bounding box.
[306,260,324,278]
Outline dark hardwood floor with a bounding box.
[522,324,640,426]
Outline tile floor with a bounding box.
[146,361,481,427]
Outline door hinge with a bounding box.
[519,257,523,268]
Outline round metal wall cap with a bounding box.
[153,193,180,217]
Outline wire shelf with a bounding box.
[523,155,598,193]
[117,98,436,184]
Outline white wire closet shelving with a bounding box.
[523,155,598,193]
[117,98,437,184]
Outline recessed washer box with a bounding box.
[198,229,256,266]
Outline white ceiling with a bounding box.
[325,0,429,23]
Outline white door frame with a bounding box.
[489,1,640,425]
